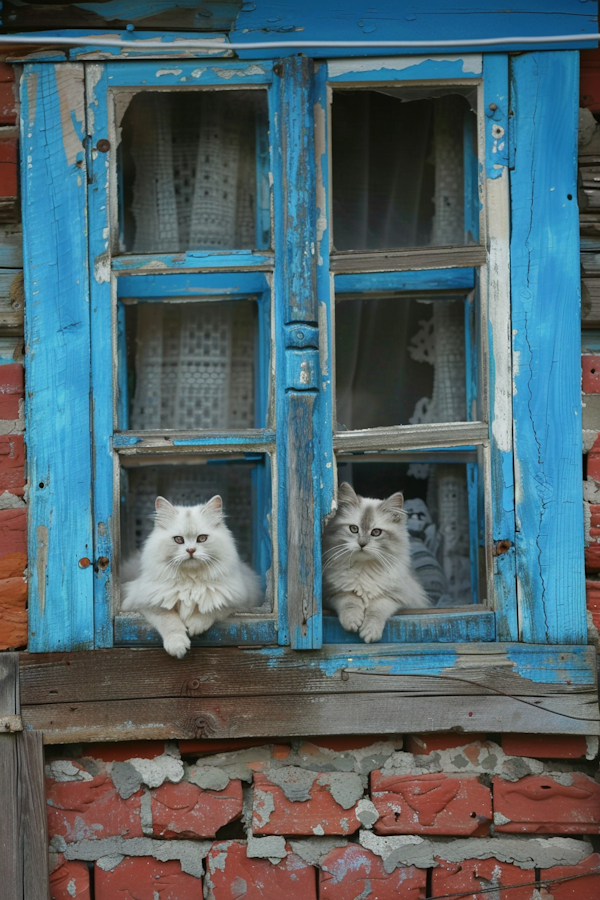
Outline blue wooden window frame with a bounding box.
[21,49,586,660]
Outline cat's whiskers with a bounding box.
[322,545,356,571]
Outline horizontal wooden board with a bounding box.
[330,245,487,273]
[333,422,487,452]
[18,644,599,742]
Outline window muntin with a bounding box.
[118,88,270,253]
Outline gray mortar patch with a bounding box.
[382,742,547,782]
[64,837,209,879]
[140,789,153,835]
[96,855,124,871]
[186,764,230,792]
[288,837,347,867]
[287,740,401,777]
[356,798,380,828]
[267,766,318,802]
[46,760,93,783]
[127,754,184,789]
[111,762,142,799]
[359,831,594,874]
[246,835,286,861]
[253,789,276,828]
[319,772,364,810]
[193,746,273,784]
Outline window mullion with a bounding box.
[274,56,322,649]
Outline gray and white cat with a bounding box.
[121,495,263,658]
[322,483,432,642]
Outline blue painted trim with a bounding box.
[113,430,276,448]
[116,302,129,431]
[105,58,272,84]
[463,108,479,243]
[335,268,475,295]
[323,611,495,644]
[255,108,271,250]
[483,54,509,180]
[327,55,483,82]
[510,51,586,644]
[21,64,94,652]
[115,615,278,647]
[87,64,115,648]
[112,252,274,272]
[117,271,269,298]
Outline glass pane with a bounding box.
[119,90,269,252]
[120,458,271,606]
[332,90,476,250]
[332,455,482,609]
[120,299,260,431]
[335,295,468,430]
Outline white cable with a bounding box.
[0,32,598,53]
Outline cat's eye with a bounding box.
[349,525,359,533]
[173,536,184,544]
[371,528,382,537]
[197,534,208,543]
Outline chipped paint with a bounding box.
[35,524,48,617]
[55,65,86,166]
[213,64,265,79]
[156,68,183,77]
[25,70,38,127]
[327,55,482,78]
[94,253,111,285]
[486,172,511,455]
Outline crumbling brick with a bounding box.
[583,355,600,393]
[49,858,91,900]
[371,771,492,836]
[493,774,600,833]
[320,844,426,899]
[501,734,589,760]
[206,840,317,900]
[432,858,534,900]
[46,770,143,843]
[151,779,243,839]
[94,857,200,900]
[252,771,361,836]
[539,852,600,899]
[404,734,486,755]
[0,363,23,419]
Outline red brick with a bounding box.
[0,363,23,419]
[82,741,167,762]
[583,355,600,393]
[0,82,16,125]
[179,737,282,754]
[46,770,143,842]
[151,779,243,839]
[0,508,26,558]
[585,543,600,573]
[540,852,600,899]
[493,774,600,833]
[371,771,491,836]
[501,734,588,759]
[0,434,24,494]
[206,840,317,900]
[0,574,27,649]
[581,49,600,111]
[252,772,360,836]
[587,580,600,631]
[432,858,534,900]
[0,138,17,197]
[0,64,15,83]
[404,734,486,755]
[50,858,91,900]
[320,845,426,900]
[94,857,200,900]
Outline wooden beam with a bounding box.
[19,645,599,743]
[330,245,486,273]
[0,653,21,900]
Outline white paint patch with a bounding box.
[328,54,482,79]
[191,68,207,79]
[156,69,182,77]
[94,254,111,285]
[214,65,265,80]
[486,172,512,454]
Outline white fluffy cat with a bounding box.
[121,495,263,658]
[322,482,432,643]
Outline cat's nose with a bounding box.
[186,547,196,556]
[358,539,367,548]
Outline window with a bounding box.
[22,51,587,664]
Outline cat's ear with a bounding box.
[381,492,405,521]
[204,495,223,518]
[337,482,359,507]
[154,496,176,527]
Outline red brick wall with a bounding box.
[46,734,600,900]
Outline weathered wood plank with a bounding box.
[0,269,23,332]
[0,224,22,268]
[18,729,50,900]
[0,653,21,900]
[21,63,94,651]
[510,52,586,643]
[333,422,487,453]
[21,690,600,744]
[18,644,597,704]
[330,245,486,273]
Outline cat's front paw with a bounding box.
[339,606,365,632]
[186,613,215,636]
[359,618,385,644]
[163,632,191,659]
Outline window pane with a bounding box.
[335,295,469,430]
[119,457,271,608]
[119,90,270,252]
[333,455,483,608]
[120,299,260,431]
[332,90,476,250]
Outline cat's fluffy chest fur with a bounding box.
[121,495,262,657]
[322,483,431,643]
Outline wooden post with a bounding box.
[0,653,49,900]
